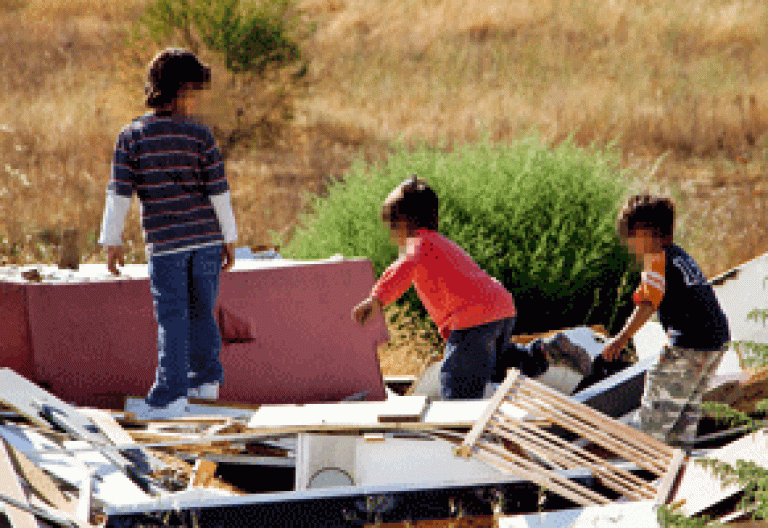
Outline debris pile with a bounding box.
[1,253,767,527]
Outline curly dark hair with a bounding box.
[616,193,675,240]
[145,48,211,109]
[381,175,439,233]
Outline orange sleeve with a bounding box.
[371,255,418,306]
[632,253,665,309]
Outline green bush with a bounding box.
[282,138,639,335]
[137,0,300,73]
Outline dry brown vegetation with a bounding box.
[2,0,767,375]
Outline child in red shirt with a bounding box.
[353,176,549,399]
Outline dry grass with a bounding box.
[1,0,768,374]
[296,0,768,278]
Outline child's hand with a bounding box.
[601,336,625,362]
[352,297,382,326]
[221,242,235,271]
[106,246,125,276]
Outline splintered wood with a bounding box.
[457,369,685,507]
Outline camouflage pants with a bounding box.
[638,345,726,447]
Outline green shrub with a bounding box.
[282,138,639,335]
[137,0,300,73]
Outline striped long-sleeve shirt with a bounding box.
[99,112,236,255]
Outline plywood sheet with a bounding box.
[0,439,41,528]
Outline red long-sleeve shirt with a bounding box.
[371,230,516,340]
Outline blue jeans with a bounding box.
[146,244,224,407]
[440,317,515,400]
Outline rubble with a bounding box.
[1,252,767,527]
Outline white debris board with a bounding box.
[247,396,428,428]
[498,500,660,528]
[670,428,768,516]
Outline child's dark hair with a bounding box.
[617,193,675,240]
[145,48,211,109]
[381,176,439,233]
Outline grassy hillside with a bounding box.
[2,0,767,372]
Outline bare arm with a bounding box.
[602,302,655,361]
[351,296,384,327]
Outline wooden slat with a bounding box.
[513,386,672,464]
[490,416,655,500]
[487,422,567,471]
[79,408,136,446]
[457,370,521,457]
[504,416,655,494]
[654,449,686,505]
[460,369,682,508]
[517,379,674,457]
[475,442,610,507]
[509,396,668,475]
[488,421,650,500]
[509,396,669,475]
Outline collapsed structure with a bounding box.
[1,251,767,527]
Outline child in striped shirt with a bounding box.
[602,193,730,447]
[99,48,238,419]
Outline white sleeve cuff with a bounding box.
[210,191,238,243]
[98,192,131,246]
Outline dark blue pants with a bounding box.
[440,317,513,400]
[146,244,224,407]
[440,317,550,400]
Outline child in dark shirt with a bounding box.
[603,193,730,447]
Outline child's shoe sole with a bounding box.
[132,397,189,420]
[188,382,219,400]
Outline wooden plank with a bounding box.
[377,396,428,423]
[189,459,218,488]
[79,409,135,446]
[457,369,521,457]
[0,439,41,528]
[654,449,686,505]
[247,396,428,428]
[4,442,76,515]
[75,473,91,527]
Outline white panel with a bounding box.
[354,436,509,487]
[499,500,659,528]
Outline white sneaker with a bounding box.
[132,397,189,420]
[188,382,219,400]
